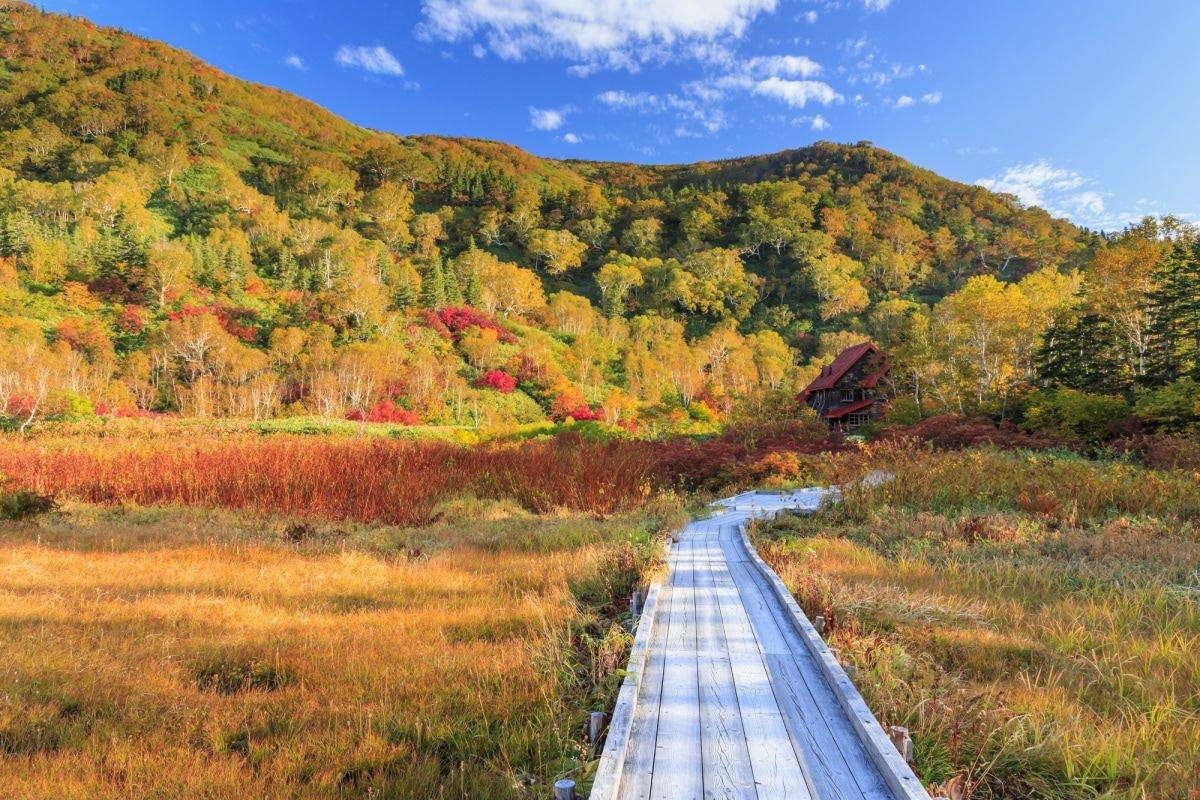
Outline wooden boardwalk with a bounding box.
[591,492,928,800]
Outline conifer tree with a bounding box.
[421,257,446,310]
[1145,243,1200,386]
[444,257,464,306]
[464,262,483,308]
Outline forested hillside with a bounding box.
[1,0,1193,435]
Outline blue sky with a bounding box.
[44,0,1200,232]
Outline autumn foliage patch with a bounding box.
[0,437,658,525]
[473,370,517,393]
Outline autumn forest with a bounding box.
[1,1,1197,441]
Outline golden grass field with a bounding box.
[0,497,679,799]
[754,446,1200,799]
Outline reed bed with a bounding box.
[0,436,659,525]
[753,445,1200,799]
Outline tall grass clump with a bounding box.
[0,436,659,525]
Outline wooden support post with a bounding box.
[554,779,577,800]
[630,589,641,618]
[843,662,857,680]
[814,614,825,635]
[589,711,606,745]
[888,726,913,762]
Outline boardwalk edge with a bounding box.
[589,537,672,800]
[738,511,932,800]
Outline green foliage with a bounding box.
[0,487,57,520]
[1020,388,1130,443]
[1134,377,1200,432]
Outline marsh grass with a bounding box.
[753,446,1200,798]
[0,496,678,798]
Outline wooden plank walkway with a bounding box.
[592,492,929,800]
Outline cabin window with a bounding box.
[840,389,856,402]
[847,412,871,426]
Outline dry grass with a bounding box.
[753,447,1200,799]
[0,434,659,527]
[0,498,680,799]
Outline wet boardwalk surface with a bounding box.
[598,492,924,800]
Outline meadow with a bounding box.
[5,424,1200,798]
[753,444,1200,799]
[0,487,681,798]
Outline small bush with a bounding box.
[0,489,57,520]
[194,657,292,694]
[473,369,517,393]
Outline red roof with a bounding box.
[802,342,880,394]
[824,398,878,419]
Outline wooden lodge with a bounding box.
[799,342,891,430]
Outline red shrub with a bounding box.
[115,305,147,334]
[879,414,1072,452]
[346,400,420,425]
[434,306,517,343]
[474,370,517,393]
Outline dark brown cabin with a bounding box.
[799,342,891,430]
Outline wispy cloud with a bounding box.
[596,90,663,112]
[892,95,914,109]
[529,106,573,130]
[921,91,942,104]
[974,159,1145,229]
[862,0,892,11]
[563,132,582,144]
[284,54,307,71]
[418,0,780,71]
[335,45,404,76]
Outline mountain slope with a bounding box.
[0,1,1102,429]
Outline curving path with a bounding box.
[590,491,929,800]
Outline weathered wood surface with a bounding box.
[595,492,929,800]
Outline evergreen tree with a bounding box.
[276,248,299,288]
[223,245,245,290]
[1145,243,1200,386]
[393,274,416,310]
[464,262,483,308]
[421,257,446,310]
[1036,307,1131,395]
[444,257,464,306]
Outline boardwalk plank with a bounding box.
[694,530,757,800]
[618,578,674,800]
[649,554,703,800]
[609,502,918,800]
[710,531,815,800]
[726,531,892,800]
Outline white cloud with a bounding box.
[597,90,662,111]
[745,55,822,79]
[974,159,1144,228]
[803,10,818,23]
[418,0,780,70]
[862,0,892,11]
[529,106,573,130]
[753,77,841,108]
[921,91,942,104]
[284,54,307,71]
[335,45,404,76]
[563,132,582,144]
[892,95,914,109]
[810,114,830,131]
